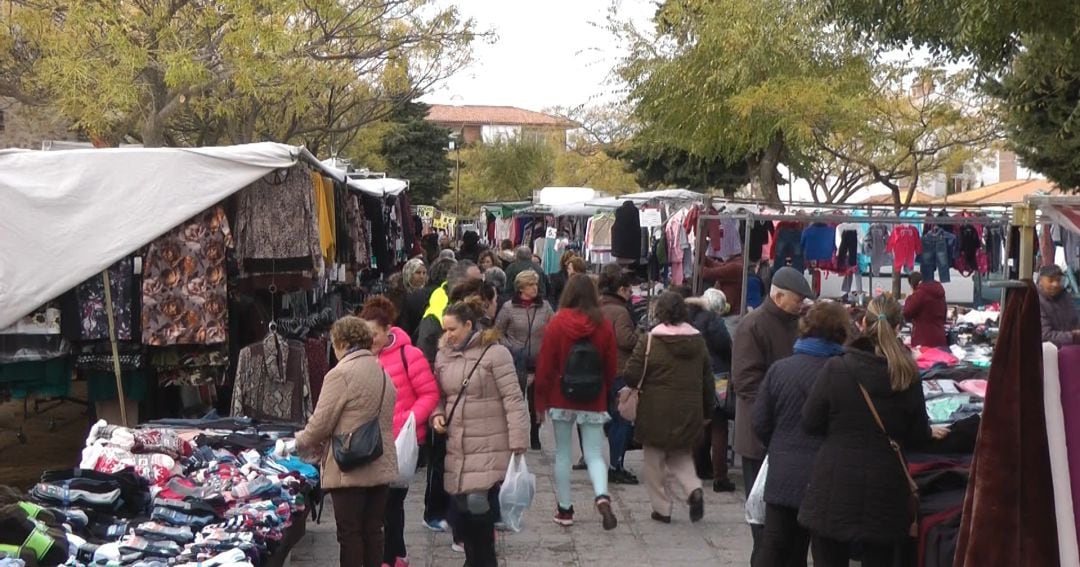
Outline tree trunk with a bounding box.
[757,131,785,208]
[141,113,165,148]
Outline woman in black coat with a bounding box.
[798,295,945,567]
[751,301,851,567]
[685,289,736,493]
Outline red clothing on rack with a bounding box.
[886,224,922,270]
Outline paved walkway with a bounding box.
[289,427,754,566]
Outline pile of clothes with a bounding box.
[3,420,315,566]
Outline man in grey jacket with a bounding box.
[731,267,814,564]
[1038,265,1080,347]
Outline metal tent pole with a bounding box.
[102,270,129,427]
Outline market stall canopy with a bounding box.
[0,142,321,329]
[1029,195,1080,236]
[618,188,706,202]
[537,186,599,205]
[932,179,1058,205]
[346,176,408,196]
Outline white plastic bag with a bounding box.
[745,455,769,525]
[498,454,536,533]
[393,412,419,487]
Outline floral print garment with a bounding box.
[234,166,321,275]
[75,258,135,341]
[141,206,233,346]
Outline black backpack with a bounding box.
[561,338,604,402]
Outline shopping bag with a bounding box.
[393,412,420,487]
[744,455,769,525]
[498,454,536,533]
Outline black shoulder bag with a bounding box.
[445,345,494,427]
[332,368,388,472]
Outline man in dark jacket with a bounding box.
[415,260,481,364]
[504,246,549,298]
[1038,264,1080,347]
[599,263,641,484]
[732,266,813,564]
[903,272,948,348]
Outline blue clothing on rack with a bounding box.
[801,223,837,262]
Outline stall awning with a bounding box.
[347,177,408,197]
[0,142,314,328]
[1029,195,1080,235]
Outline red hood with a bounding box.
[918,281,946,299]
[552,308,599,340]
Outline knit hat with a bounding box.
[701,288,729,315]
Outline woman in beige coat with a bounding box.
[295,316,397,567]
[432,297,529,567]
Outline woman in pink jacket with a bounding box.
[360,296,440,567]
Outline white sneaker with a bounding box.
[422,518,450,532]
[451,542,465,553]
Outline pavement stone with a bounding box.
[289,425,754,566]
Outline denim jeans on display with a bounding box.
[921,231,953,283]
[773,228,804,273]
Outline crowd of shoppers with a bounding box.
[295,233,951,567]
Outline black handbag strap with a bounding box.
[445,345,493,426]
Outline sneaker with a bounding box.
[688,488,705,523]
[423,518,450,532]
[713,478,737,493]
[451,541,465,553]
[494,521,508,532]
[572,459,587,471]
[595,496,618,531]
[553,505,575,526]
[609,468,640,485]
[650,511,672,524]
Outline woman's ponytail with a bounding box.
[865,295,918,392]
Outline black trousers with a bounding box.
[423,434,465,543]
[742,457,765,566]
[331,485,389,567]
[754,503,813,567]
[812,536,896,567]
[382,487,409,564]
[453,486,501,567]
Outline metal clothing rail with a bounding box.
[692,212,1015,314]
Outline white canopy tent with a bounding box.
[318,159,408,197]
[0,142,337,328]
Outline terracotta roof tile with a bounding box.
[856,190,936,205]
[932,179,1058,205]
[426,105,577,128]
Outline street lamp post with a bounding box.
[450,130,462,215]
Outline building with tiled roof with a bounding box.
[426,104,578,146]
[932,178,1059,205]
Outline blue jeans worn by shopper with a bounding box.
[607,377,634,471]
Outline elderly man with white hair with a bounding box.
[730,267,815,565]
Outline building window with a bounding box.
[0,110,5,132]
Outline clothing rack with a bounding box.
[693,212,1016,314]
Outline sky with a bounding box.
[421,0,656,111]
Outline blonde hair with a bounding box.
[515,269,540,290]
[864,296,918,392]
[331,316,373,350]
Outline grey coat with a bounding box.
[731,298,799,460]
[493,296,554,367]
[1039,289,1079,347]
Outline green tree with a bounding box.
[1,0,479,147]
[613,0,874,205]
[440,137,557,215]
[608,141,750,194]
[813,65,1003,210]
[379,101,452,205]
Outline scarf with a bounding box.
[793,337,845,358]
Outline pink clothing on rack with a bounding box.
[886,224,923,270]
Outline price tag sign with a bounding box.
[546,227,558,239]
[640,209,663,228]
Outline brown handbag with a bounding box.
[857,382,920,538]
[616,334,652,422]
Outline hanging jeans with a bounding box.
[921,232,952,283]
[773,228,804,273]
[985,227,1004,274]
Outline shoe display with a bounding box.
[713,478,737,493]
[650,511,672,524]
[553,505,575,526]
[688,488,705,523]
[595,496,618,531]
[609,468,640,485]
